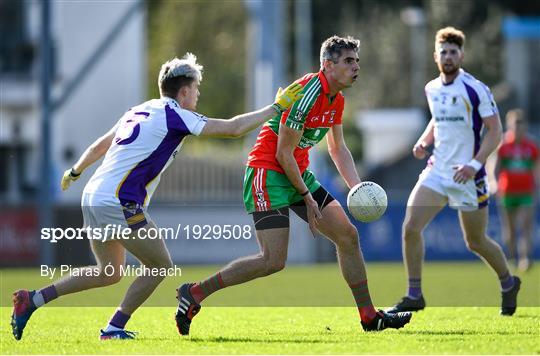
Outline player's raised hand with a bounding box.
[272,82,304,113]
[60,168,81,191]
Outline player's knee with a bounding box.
[343,222,359,238]
[336,223,359,249]
[465,241,479,253]
[402,220,422,240]
[105,272,123,285]
[464,236,485,253]
[264,256,286,275]
[97,265,122,285]
[160,257,174,270]
[267,261,286,274]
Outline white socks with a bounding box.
[32,291,45,308]
[103,324,123,333]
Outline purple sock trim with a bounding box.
[40,285,58,304]
[407,278,422,299]
[499,273,514,291]
[109,310,131,329]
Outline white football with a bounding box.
[347,181,387,222]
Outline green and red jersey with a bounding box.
[246,71,344,174]
[497,132,538,195]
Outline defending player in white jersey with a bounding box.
[387,27,521,316]
[11,53,303,340]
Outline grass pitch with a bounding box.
[1,263,539,354]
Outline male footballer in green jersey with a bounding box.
[175,36,413,334]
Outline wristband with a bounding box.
[300,190,310,197]
[70,168,81,177]
[467,159,483,172]
[271,103,285,114]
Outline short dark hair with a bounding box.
[435,27,465,49]
[320,35,360,68]
[160,74,195,99]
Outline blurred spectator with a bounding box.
[496,109,539,271]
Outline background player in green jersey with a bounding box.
[175,36,412,335]
[496,109,539,271]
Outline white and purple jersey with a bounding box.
[83,97,207,207]
[425,69,498,179]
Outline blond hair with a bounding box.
[158,53,203,97]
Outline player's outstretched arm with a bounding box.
[327,124,361,189]
[199,82,303,138]
[60,126,117,191]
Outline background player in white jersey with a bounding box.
[387,27,521,316]
[11,53,303,340]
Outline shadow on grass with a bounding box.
[401,330,538,336]
[185,336,333,344]
[512,314,540,319]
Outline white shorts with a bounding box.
[81,193,150,238]
[415,168,489,211]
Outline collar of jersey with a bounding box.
[318,71,331,94]
[440,68,464,86]
[162,96,181,108]
[505,131,524,144]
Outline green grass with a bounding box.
[1,263,539,354]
